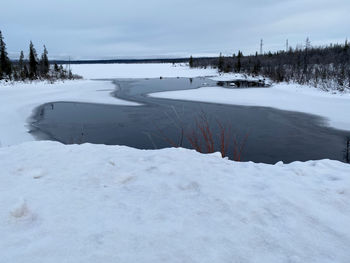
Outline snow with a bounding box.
[150,82,350,131]
[0,80,138,146]
[0,141,349,263]
[70,63,218,79]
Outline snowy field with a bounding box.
[150,80,350,131]
[1,141,350,262]
[1,64,350,262]
[70,63,218,79]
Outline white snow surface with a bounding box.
[70,63,218,79]
[150,83,350,131]
[0,141,349,263]
[0,80,138,146]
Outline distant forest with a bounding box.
[190,39,350,92]
[0,30,80,81]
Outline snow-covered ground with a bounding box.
[1,141,349,263]
[150,81,350,131]
[70,63,218,79]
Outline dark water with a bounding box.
[31,77,350,164]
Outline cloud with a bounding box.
[1,0,349,59]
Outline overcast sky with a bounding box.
[1,0,349,59]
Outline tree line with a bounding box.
[0,30,81,81]
[190,39,350,92]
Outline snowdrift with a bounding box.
[1,141,349,262]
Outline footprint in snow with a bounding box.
[10,198,36,222]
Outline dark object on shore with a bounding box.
[216,79,270,88]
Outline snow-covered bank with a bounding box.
[70,63,218,79]
[0,80,138,146]
[0,141,349,263]
[150,83,350,131]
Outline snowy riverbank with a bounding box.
[1,141,350,262]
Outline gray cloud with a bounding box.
[1,0,349,59]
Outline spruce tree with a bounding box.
[18,51,26,80]
[189,56,193,68]
[303,37,311,75]
[235,51,242,72]
[0,30,12,79]
[29,41,38,79]
[19,51,24,70]
[218,53,224,72]
[253,58,261,74]
[13,68,19,80]
[0,31,3,78]
[23,64,29,79]
[39,45,49,76]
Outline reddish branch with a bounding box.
[156,113,249,161]
[233,133,249,161]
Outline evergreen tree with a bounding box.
[224,63,232,73]
[68,69,73,79]
[0,32,2,78]
[0,30,12,79]
[218,53,224,72]
[235,51,242,72]
[59,65,66,79]
[189,55,193,68]
[29,41,38,79]
[39,45,49,76]
[303,37,311,75]
[253,59,261,74]
[19,51,24,70]
[23,65,29,79]
[18,51,28,80]
[13,68,19,80]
